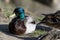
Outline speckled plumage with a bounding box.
[9,17,26,35]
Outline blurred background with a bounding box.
[0,0,60,23]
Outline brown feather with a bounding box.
[9,17,26,35]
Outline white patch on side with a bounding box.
[24,16,36,34]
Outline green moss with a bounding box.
[31,30,47,37]
[34,17,44,22]
[5,12,13,18]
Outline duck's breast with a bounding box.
[9,18,26,35]
[14,20,26,34]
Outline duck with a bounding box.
[9,7,36,35]
[40,13,59,24]
[38,13,60,29]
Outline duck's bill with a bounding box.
[9,14,15,18]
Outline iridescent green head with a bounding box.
[13,7,25,20]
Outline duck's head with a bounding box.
[13,7,25,20]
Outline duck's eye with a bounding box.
[31,21,35,24]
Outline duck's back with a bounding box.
[9,17,26,35]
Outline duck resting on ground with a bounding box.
[9,7,36,35]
